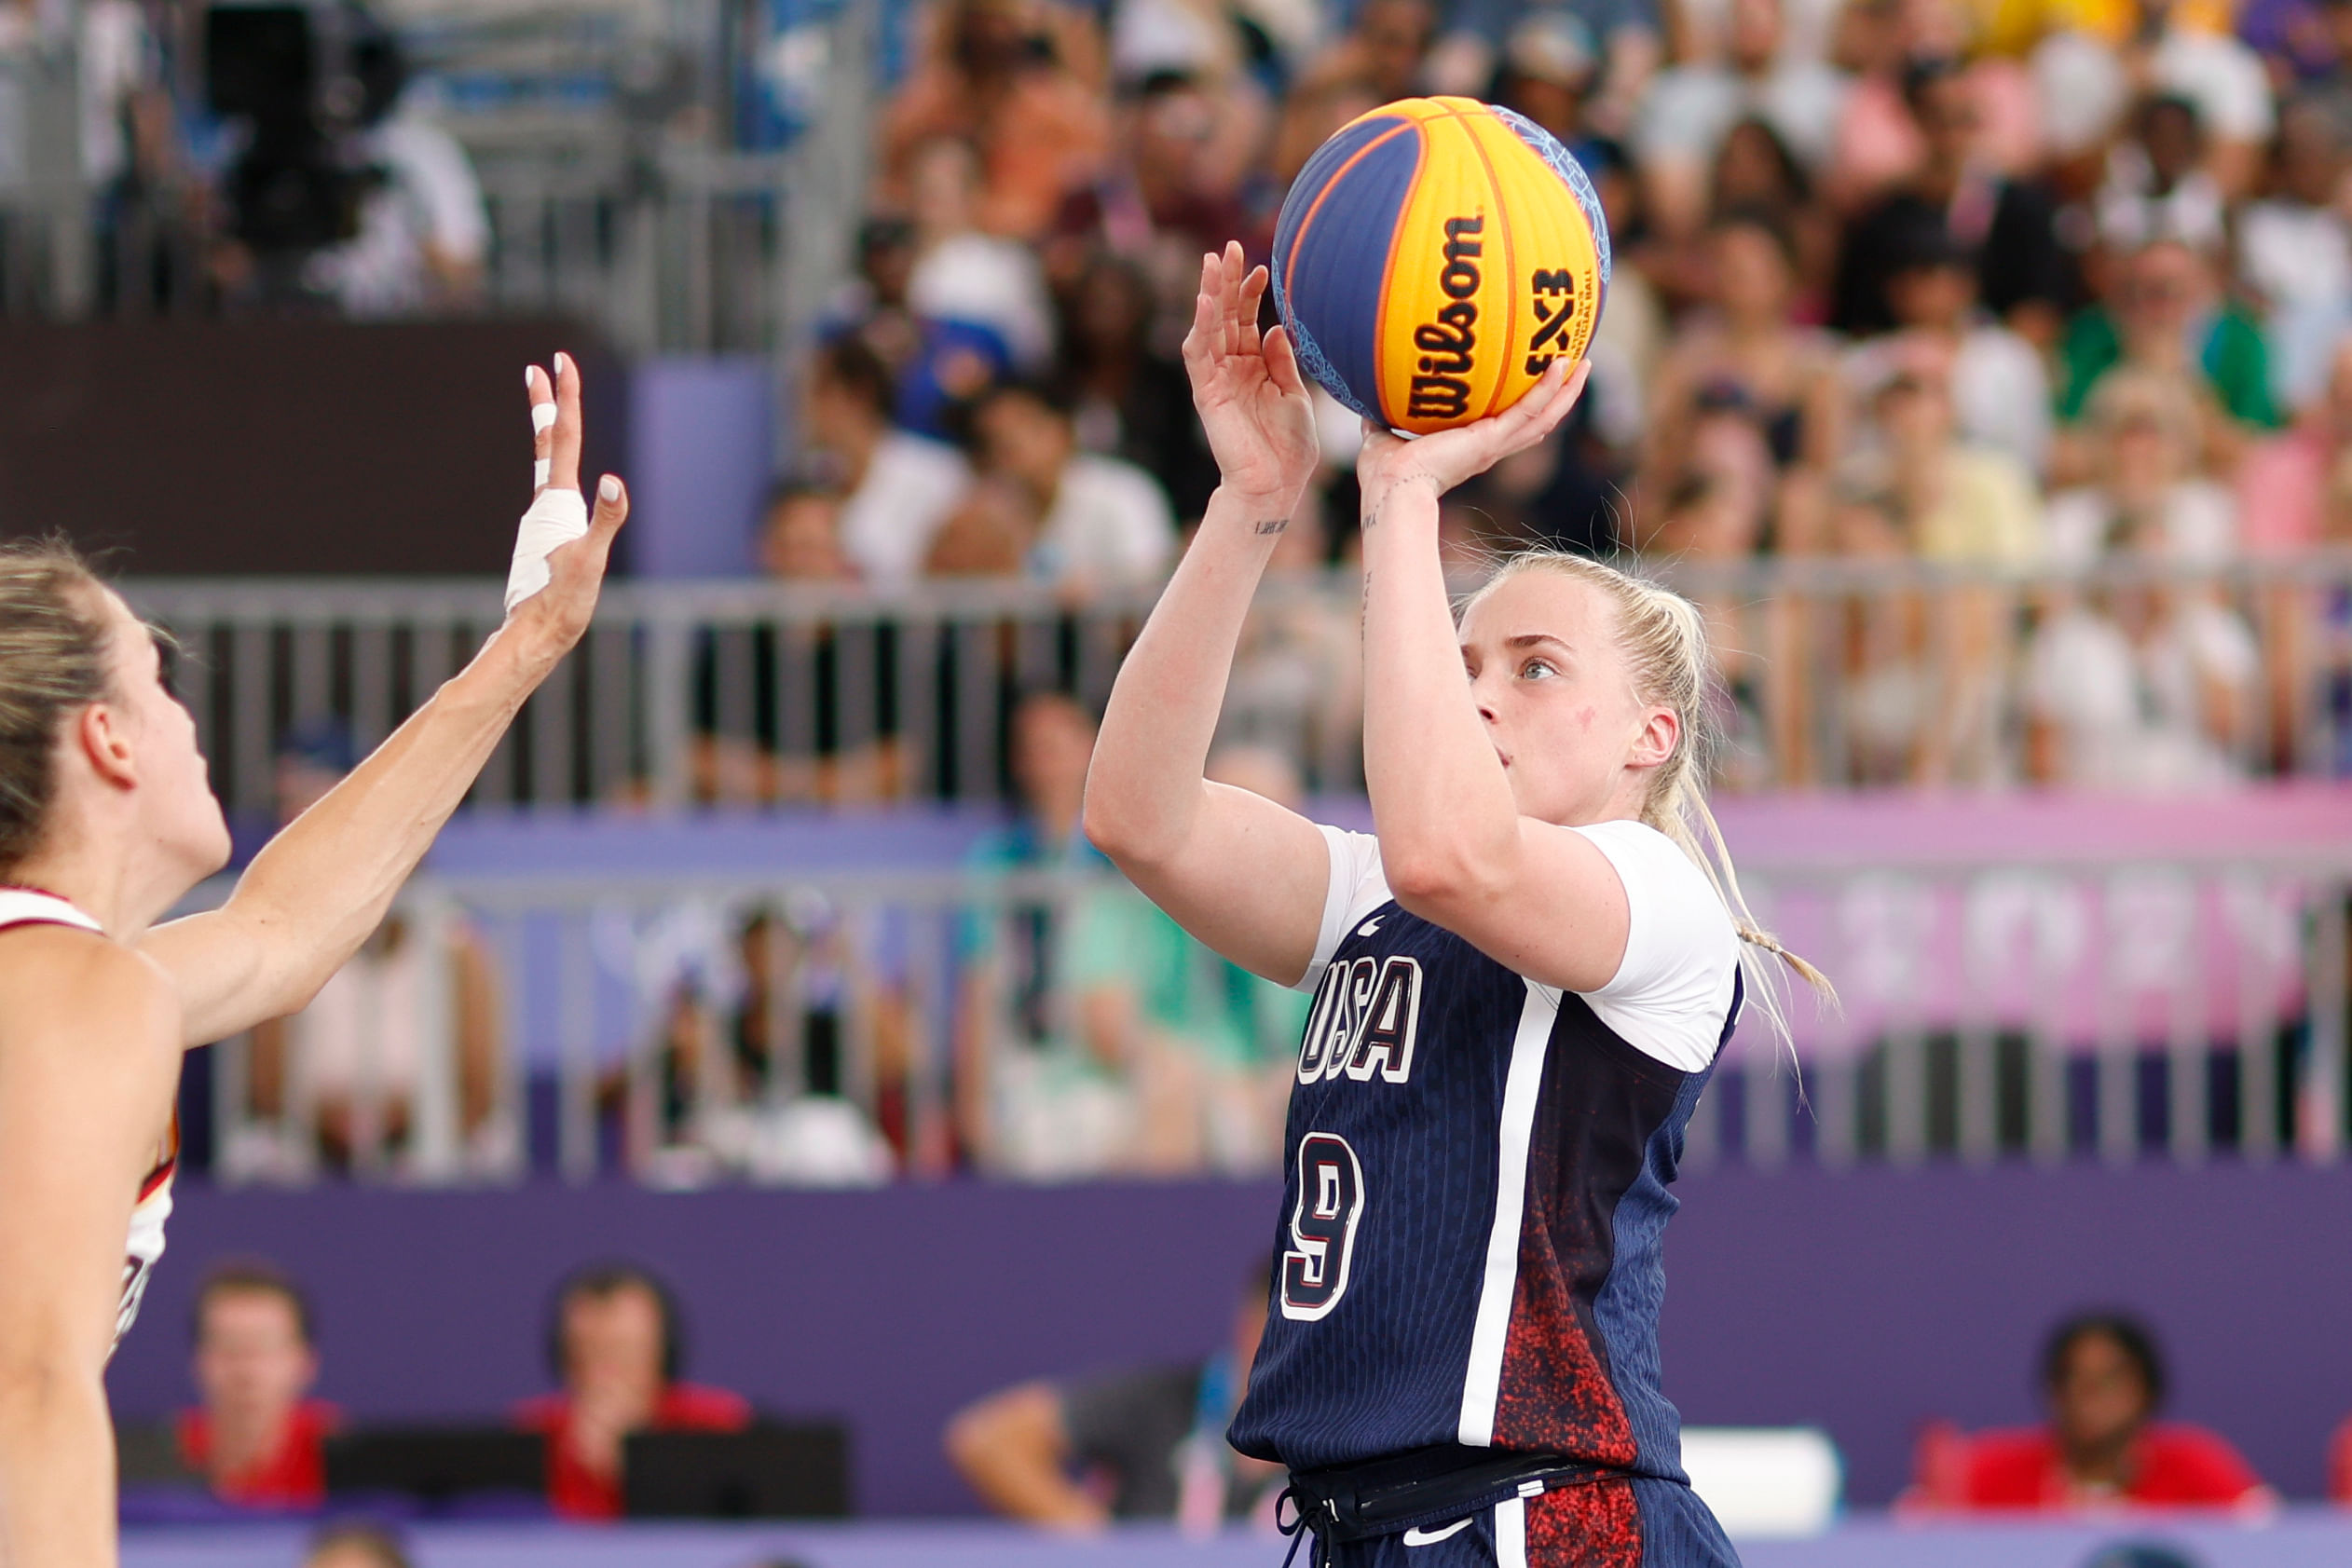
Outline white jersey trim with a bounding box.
[1494,1491,1529,1565]
[0,888,103,934]
[1457,978,1559,1448]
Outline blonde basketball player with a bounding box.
[0,354,622,1568]
[1086,246,1826,1567]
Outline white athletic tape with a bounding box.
[531,401,558,434]
[533,457,552,488]
[506,485,589,612]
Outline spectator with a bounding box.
[513,1264,753,1520]
[2024,536,2260,790]
[1489,9,1601,147]
[1046,71,1265,309]
[804,337,974,590]
[1451,0,1658,142]
[2055,239,2277,453]
[1909,1313,2270,1510]
[1055,252,1221,521]
[2029,0,2274,199]
[1644,206,1844,549]
[827,216,1014,443]
[1833,57,2078,345]
[176,1262,338,1509]
[2237,333,2352,553]
[904,135,1059,368]
[1638,455,1785,788]
[2092,95,2226,256]
[237,722,507,1179]
[1826,343,2039,781]
[1838,337,2044,564]
[2236,99,2352,411]
[301,1522,413,1568]
[1271,0,1435,179]
[927,379,1177,588]
[1634,0,1849,240]
[880,0,1112,240]
[2047,367,2236,566]
[1843,214,2053,474]
[954,690,1206,1175]
[641,907,898,1183]
[945,1265,1284,1528]
[759,482,858,583]
[301,48,489,319]
[1064,746,1317,1172]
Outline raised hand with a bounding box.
[510,351,628,655]
[1181,241,1320,510]
[1357,357,1590,508]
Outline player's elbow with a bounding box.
[1381,840,1509,918]
[1080,781,1183,873]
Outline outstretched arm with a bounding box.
[1083,243,1331,986]
[140,354,629,1046]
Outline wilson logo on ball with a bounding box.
[1408,216,1483,423]
[1271,97,1611,435]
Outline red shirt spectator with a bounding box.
[1907,1313,2271,1515]
[1913,1420,2266,1510]
[513,1263,753,1520]
[175,1398,340,1508]
[183,1261,337,1508]
[512,1384,751,1520]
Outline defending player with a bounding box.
[1085,243,1827,1567]
[0,354,622,1568]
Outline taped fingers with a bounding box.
[527,363,556,491]
[506,485,590,612]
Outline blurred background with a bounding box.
[7,0,2352,1555]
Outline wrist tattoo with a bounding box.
[1254,518,1289,535]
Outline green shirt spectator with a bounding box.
[2056,305,2278,429]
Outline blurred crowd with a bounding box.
[773,0,2352,791]
[18,0,2352,795]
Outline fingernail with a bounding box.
[599,475,622,500]
[555,351,571,379]
[526,366,538,389]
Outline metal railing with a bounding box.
[0,0,875,355]
[127,552,2352,813]
[191,845,2352,1186]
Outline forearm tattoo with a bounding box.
[1254,518,1288,535]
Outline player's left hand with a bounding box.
[508,351,627,657]
[1356,356,1589,508]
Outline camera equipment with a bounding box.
[205,0,403,296]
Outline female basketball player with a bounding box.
[0,355,623,1568]
[1086,244,1826,1567]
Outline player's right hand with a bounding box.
[1182,241,1320,511]
[512,351,628,655]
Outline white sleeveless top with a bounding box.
[0,889,176,1356]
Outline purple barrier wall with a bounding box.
[108,1166,2352,1515]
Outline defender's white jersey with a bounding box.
[0,888,177,1356]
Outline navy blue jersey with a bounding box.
[1230,821,1741,1498]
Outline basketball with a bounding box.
[1270,97,1610,435]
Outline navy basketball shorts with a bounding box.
[1319,1476,1739,1568]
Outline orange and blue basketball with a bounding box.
[1271,97,1609,435]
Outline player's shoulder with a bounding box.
[1568,821,1737,949]
[0,924,180,1050]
